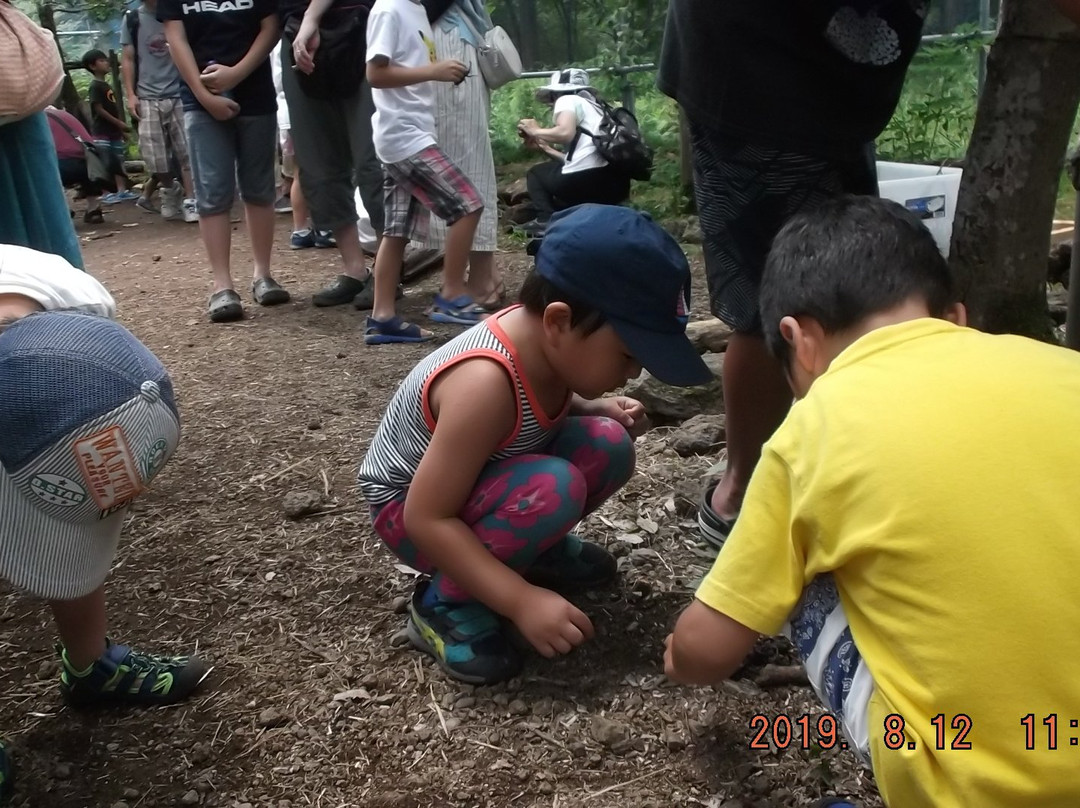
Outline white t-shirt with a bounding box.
[555,93,607,174]
[366,0,437,164]
[0,246,115,318]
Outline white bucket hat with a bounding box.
[535,68,593,103]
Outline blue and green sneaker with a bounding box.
[406,582,521,684]
[525,534,617,593]
[59,639,210,708]
[0,738,12,805]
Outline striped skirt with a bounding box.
[420,24,499,253]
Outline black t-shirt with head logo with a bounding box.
[157,0,277,115]
[89,78,124,139]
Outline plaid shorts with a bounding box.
[382,145,483,241]
[137,97,190,176]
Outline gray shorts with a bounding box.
[184,111,277,216]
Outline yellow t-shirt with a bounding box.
[697,319,1080,807]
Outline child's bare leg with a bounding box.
[291,173,310,233]
[244,201,274,280]
[199,212,233,292]
[49,587,107,670]
[371,235,407,321]
[441,210,481,301]
[465,250,496,300]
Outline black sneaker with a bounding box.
[59,640,210,708]
[314,230,337,248]
[405,581,521,684]
[525,534,617,593]
[0,739,12,805]
[312,274,368,307]
[83,209,104,224]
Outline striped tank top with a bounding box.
[358,308,571,507]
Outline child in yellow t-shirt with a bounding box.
[664,195,1080,807]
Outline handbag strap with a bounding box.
[48,110,95,151]
[454,10,487,49]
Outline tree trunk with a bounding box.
[36,2,84,118]
[949,1,1080,337]
[518,0,539,70]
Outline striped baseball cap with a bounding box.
[0,311,181,600]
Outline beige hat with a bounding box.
[535,68,593,103]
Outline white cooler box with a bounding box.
[876,161,963,256]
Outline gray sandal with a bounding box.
[208,289,243,323]
[252,277,291,306]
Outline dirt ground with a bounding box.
[0,202,882,808]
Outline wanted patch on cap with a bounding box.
[74,425,144,511]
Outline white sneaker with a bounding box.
[182,198,199,223]
[160,183,182,220]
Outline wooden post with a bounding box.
[108,49,127,123]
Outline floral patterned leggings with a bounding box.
[372,416,635,601]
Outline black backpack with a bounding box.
[576,94,654,182]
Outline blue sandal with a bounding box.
[365,316,434,345]
[428,294,488,326]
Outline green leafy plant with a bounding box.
[878,26,988,163]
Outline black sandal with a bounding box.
[698,480,738,549]
[208,289,243,323]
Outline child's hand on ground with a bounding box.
[201,94,240,122]
[431,59,468,83]
[511,585,594,657]
[200,63,240,94]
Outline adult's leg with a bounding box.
[691,123,857,520]
[0,113,84,268]
[346,80,384,237]
[525,160,563,221]
[185,110,238,292]
[235,114,279,283]
[281,49,368,284]
[164,98,196,198]
[545,166,629,210]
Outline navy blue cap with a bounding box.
[534,204,712,387]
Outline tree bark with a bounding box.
[950,0,1080,336]
[36,2,84,118]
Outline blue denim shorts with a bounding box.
[184,111,276,216]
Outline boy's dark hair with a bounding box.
[518,269,607,335]
[81,49,108,70]
[760,195,957,365]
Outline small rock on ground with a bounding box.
[282,490,322,519]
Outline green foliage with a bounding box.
[877,27,988,163]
